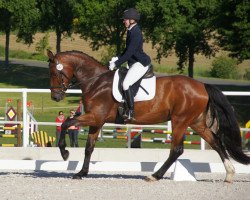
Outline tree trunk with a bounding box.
[116,32,121,55]
[115,25,124,55]
[188,48,194,78]
[4,25,10,69]
[56,29,61,53]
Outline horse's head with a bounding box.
[47,50,74,102]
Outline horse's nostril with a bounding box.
[51,96,59,102]
[51,92,65,102]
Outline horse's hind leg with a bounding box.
[145,122,187,181]
[191,121,235,183]
[73,126,101,179]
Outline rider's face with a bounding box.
[123,19,130,28]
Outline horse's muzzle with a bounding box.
[51,92,64,102]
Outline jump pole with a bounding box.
[22,89,29,147]
[17,99,22,146]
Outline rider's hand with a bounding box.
[110,57,118,63]
[109,61,116,71]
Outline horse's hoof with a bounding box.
[72,174,83,180]
[224,177,233,183]
[72,172,88,180]
[145,175,158,182]
[224,172,234,183]
[62,150,69,161]
[224,179,233,183]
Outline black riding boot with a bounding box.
[123,87,135,120]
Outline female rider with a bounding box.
[109,8,151,120]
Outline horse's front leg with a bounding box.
[73,126,101,179]
[59,118,75,161]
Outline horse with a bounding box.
[47,50,250,182]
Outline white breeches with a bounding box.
[123,62,149,90]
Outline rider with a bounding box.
[109,8,151,120]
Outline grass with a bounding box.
[154,64,212,78]
[0,45,47,61]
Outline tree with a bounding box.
[215,0,250,62]
[0,0,39,68]
[137,0,218,77]
[36,0,76,53]
[73,0,135,57]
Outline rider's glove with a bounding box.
[109,61,116,71]
[110,57,118,63]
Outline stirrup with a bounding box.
[125,110,135,120]
[122,110,128,119]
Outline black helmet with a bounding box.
[122,8,140,21]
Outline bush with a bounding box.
[35,33,51,55]
[210,56,239,79]
[244,68,250,80]
[100,46,116,65]
[154,65,179,74]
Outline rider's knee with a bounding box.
[123,81,130,91]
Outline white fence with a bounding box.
[0,88,249,147]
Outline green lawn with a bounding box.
[0,126,202,149]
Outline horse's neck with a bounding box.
[75,62,109,93]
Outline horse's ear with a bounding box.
[47,49,54,61]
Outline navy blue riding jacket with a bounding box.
[115,24,151,68]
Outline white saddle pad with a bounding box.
[112,69,156,102]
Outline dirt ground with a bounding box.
[0,170,249,200]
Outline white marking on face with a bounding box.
[56,63,64,71]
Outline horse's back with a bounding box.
[156,75,207,96]
[155,75,208,115]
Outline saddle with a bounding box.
[113,65,156,124]
[117,65,154,99]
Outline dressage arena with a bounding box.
[0,148,249,200]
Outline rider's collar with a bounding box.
[128,23,137,31]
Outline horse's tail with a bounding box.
[204,84,250,165]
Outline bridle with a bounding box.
[49,59,110,95]
[49,60,75,94]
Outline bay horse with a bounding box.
[47,50,250,182]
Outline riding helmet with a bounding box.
[122,8,140,21]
